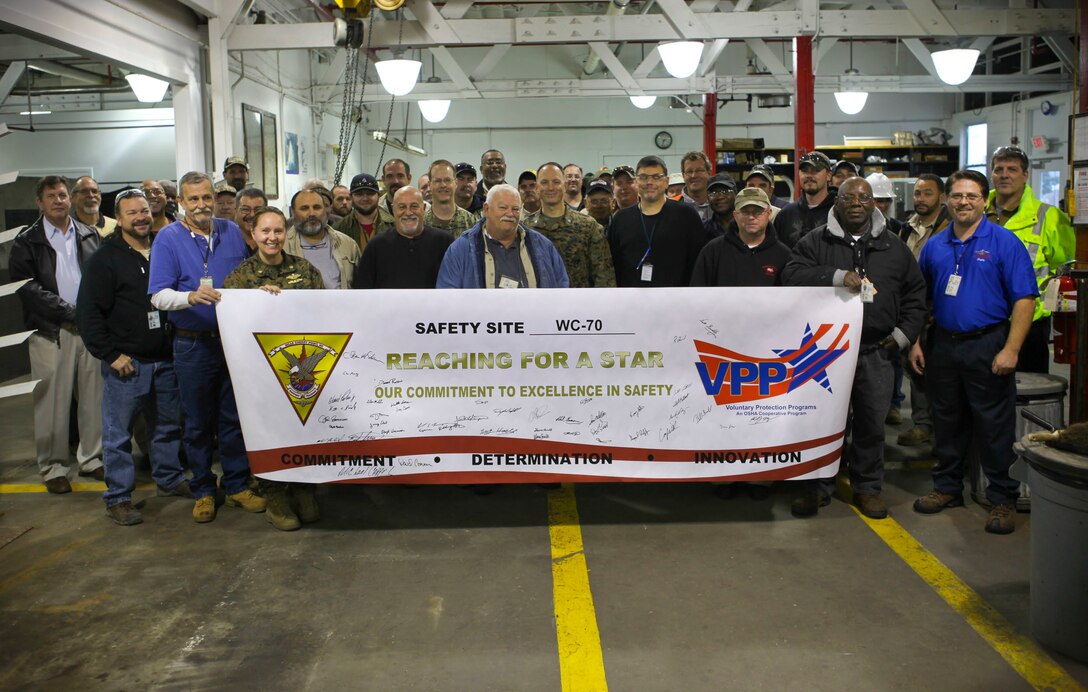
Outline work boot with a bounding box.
[265,489,300,531]
[853,493,888,519]
[985,503,1016,534]
[225,489,267,513]
[913,490,964,514]
[156,480,193,498]
[897,426,933,446]
[107,501,143,526]
[44,477,72,494]
[884,408,903,425]
[790,491,830,518]
[292,486,320,524]
[192,496,216,523]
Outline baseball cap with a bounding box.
[745,164,775,183]
[349,173,379,193]
[734,187,771,211]
[213,180,237,195]
[611,165,635,180]
[586,180,612,195]
[707,172,737,192]
[833,160,860,176]
[223,156,248,171]
[798,151,833,171]
[518,169,537,184]
[454,162,478,178]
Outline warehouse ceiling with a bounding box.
[0,0,1078,116]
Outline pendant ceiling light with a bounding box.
[658,41,703,79]
[375,58,421,96]
[629,95,657,109]
[125,73,170,103]
[833,40,868,115]
[418,99,451,123]
[931,48,979,86]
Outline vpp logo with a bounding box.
[694,323,850,405]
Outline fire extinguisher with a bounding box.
[1050,261,1078,364]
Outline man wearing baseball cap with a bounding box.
[831,160,860,190]
[222,156,249,191]
[333,173,393,250]
[517,170,541,216]
[454,162,484,216]
[744,164,789,209]
[582,179,614,235]
[773,151,836,248]
[703,173,738,239]
[611,165,638,210]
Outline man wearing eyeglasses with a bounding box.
[71,176,117,237]
[679,151,714,223]
[984,146,1075,373]
[702,173,738,239]
[141,179,175,233]
[774,151,837,248]
[910,170,1038,534]
[783,177,927,520]
[608,155,708,287]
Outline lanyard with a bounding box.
[637,210,658,269]
[952,236,972,275]
[189,228,213,277]
[851,236,867,278]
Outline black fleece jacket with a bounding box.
[690,225,791,287]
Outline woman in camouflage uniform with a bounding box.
[225,207,324,531]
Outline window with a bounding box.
[242,104,278,199]
[965,123,988,175]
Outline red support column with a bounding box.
[793,36,815,195]
[703,92,718,170]
[1072,3,1088,422]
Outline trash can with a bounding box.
[970,373,1067,510]
[1020,437,1088,663]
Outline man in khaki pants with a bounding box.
[9,175,104,493]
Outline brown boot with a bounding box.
[291,486,320,524]
[265,489,300,531]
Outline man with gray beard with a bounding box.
[283,188,361,289]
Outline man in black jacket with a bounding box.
[76,190,189,525]
[9,176,103,494]
[774,151,836,248]
[783,177,927,520]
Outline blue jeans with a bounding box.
[102,359,184,507]
[172,335,250,498]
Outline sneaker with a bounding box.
[225,489,267,513]
[78,467,105,481]
[885,408,903,425]
[292,486,320,524]
[156,480,193,498]
[193,496,216,523]
[985,504,1016,534]
[853,493,888,519]
[913,490,964,514]
[265,491,300,531]
[107,501,143,526]
[897,426,933,447]
[791,491,831,518]
[44,477,72,494]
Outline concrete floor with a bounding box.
[2,376,1087,691]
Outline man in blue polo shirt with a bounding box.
[149,171,267,523]
[909,169,1038,535]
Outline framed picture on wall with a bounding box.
[285,132,299,175]
[242,104,278,199]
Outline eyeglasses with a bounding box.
[838,193,873,205]
[708,188,735,198]
[636,174,667,183]
[948,192,983,202]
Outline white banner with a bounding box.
[217,287,862,484]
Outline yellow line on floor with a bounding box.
[0,482,155,493]
[0,537,93,594]
[547,483,608,692]
[852,507,1084,691]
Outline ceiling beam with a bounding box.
[471,44,512,82]
[902,0,957,35]
[588,41,642,94]
[0,36,79,62]
[1040,35,1075,74]
[654,0,709,40]
[0,61,26,105]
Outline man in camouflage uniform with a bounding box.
[423,160,477,238]
[524,162,616,288]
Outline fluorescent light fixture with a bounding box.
[125,73,170,102]
[418,99,450,123]
[371,130,426,156]
[658,41,703,79]
[19,110,51,115]
[931,48,979,86]
[375,59,422,96]
[833,91,868,115]
[629,95,656,109]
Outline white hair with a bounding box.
[485,183,521,205]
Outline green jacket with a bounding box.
[333,207,394,251]
[986,184,1076,320]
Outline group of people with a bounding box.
[8,143,1074,535]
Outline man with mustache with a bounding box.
[233,187,268,253]
[517,170,541,216]
[378,159,412,215]
[9,176,103,494]
[213,181,237,220]
[71,176,117,237]
[355,186,453,289]
[141,179,175,233]
[334,173,394,250]
[148,171,266,523]
[479,149,508,197]
[330,184,352,218]
[437,184,568,289]
[76,190,188,525]
[284,188,361,290]
[563,163,585,210]
[774,151,836,248]
[784,177,926,520]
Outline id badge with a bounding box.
[199,276,214,289]
[498,275,520,289]
[859,279,875,304]
[147,311,161,330]
[945,274,961,297]
[641,263,654,282]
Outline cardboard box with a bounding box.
[716,137,765,149]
